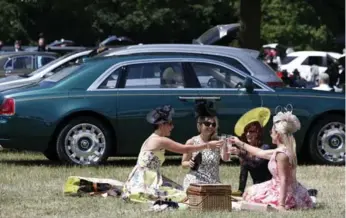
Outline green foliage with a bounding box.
[0,1,28,43]
[261,0,337,51]
[0,0,343,51]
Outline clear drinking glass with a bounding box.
[225,134,233,148]
[220,134,227,147]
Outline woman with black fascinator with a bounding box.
[122,105,223,203]
[181,101,230,190]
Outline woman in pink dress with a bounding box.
[229,106,313,210]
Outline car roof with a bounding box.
[287,51,342,58]
[102,44,260,59]
[97,43,283,82]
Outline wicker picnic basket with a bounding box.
[186,183,232,211]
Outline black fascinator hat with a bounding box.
[146,105,175,124]
[194,101,217,118]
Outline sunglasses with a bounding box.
[201,121,217,128]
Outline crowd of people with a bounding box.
[0,33,47,52]
[263,46,345,92]
[64,102,318,212]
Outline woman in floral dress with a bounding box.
[229,106,313,210]
[181,101,230,190]
[121,105,223,203]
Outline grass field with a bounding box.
[0,150,345,218]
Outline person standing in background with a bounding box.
[14,40,23,52]
[37,33,46,51]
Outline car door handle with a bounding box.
[178,96,221,101]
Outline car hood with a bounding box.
[192,23,240,45]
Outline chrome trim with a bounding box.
[179,96,221,101]
[87,58,274,92]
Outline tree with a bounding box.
[238,0,262,50]
[261,0,336,51]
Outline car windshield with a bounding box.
[40,64,82,83]
[281,56,297,65]
[27,51,85,77]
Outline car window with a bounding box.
[191,62,260,89]
[98,68,121,89]
[5,56,33,70]
[123,62,185,89]
[4,59,12,69]
[37,56,55,68]
[302,56,324,66]
[114,52,252,75]
[42,64,82,83]
[28,51,87,77]
[13,56,33,70]
[281,56,297,65]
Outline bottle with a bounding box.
[191,152,202,171]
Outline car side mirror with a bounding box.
[244,77,254,93]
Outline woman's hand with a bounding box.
[188,160,195,168]
[228,136,242,147]
[207,140,224,149]
[228,146,240,155]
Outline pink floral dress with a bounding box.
[243,148,313,210]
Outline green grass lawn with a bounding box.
[0,150,344,218]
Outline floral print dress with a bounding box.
[183,136,221,190]
[122,149,186,203]
[243,148,313,209]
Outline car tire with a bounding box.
[43,148,60,161]
[56,116,112,165]
[308,114,345,165]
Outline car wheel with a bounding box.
[56,116,112,165]
[309,114,345,165]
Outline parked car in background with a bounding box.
[0,52,58,78]
[0,49,93,91]
[0,54,343,166]
[100,44,284,87]
[24,39,88,55]
[279,51,342,78]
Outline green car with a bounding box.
[0,54,344,166]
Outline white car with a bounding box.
[0,50,92,91]
[279,51,342,79]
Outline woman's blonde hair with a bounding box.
[273,110,301,168]
[197,116,219,140]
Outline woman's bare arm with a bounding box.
[181,139,194,168]
[235,141,276,160]
[157,137,209,154]
[276,152,290,208]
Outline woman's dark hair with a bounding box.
[240,121,263,147]
[152,124,159,130]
